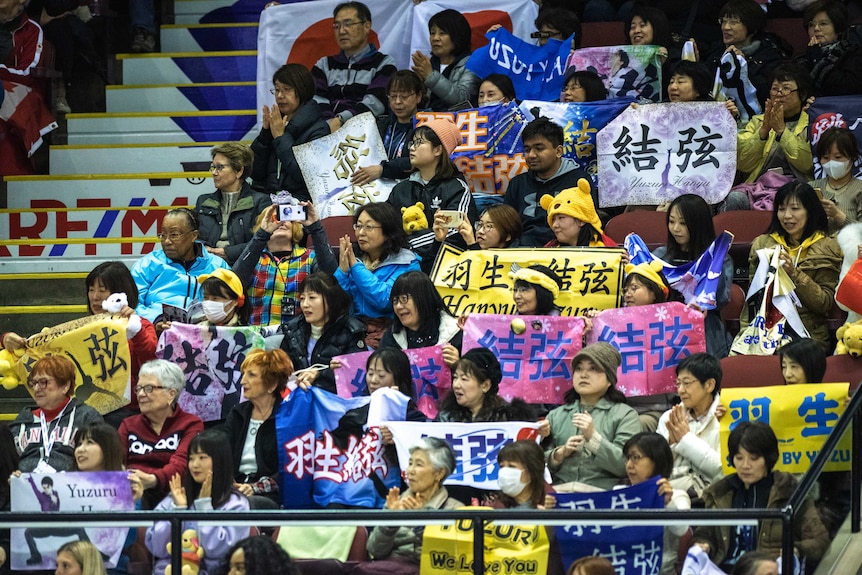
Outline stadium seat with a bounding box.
[712,211,772,285]
[272,525,368,574]
[604,210,667,250]
[720,283,747,337]
[309,215,356,256]
[824,355,862,392]
[720,354,783,388]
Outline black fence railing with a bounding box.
[3,385,860,575]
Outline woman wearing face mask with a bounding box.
[494,440,552,509]
[809,126,862,234]
[197,269,249,326]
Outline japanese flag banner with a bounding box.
[596,102,737,207]
[294,112,395,217]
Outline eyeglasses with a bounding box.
[717,17,743,26]
[210,163,231,173]
[625,453,645,463]
[353,223,382,233]
[511,285,534,294]
[676,378,700,388]
[388,92,416,102]
[27,378,54,390]
[770,85,799,96]
[391,294,412,305]
[135,384,167,395]
[475,221,496,232]
[807,19,832,28]
[333,19,366,30]
[408,138,428,150]
[158,230,194,242]
[270,87,293,96]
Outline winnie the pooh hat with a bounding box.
[539,178,603,232]
[624,259,669,297]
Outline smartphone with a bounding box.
[277,204,305,221]
[438,210,463,228]
[814,187,823,200]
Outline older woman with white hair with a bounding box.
[118,359,204,509]
[361,437,463,574]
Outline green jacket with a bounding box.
[737,111,812,183]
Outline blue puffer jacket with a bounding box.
[131,242,230,322]
[333,248,420,319]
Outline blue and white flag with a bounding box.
[713,51,761,123]
[626,231,734,310]
[466,28,572,101]
[554,479,664,575]
[276,386,409,509]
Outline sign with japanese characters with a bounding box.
[565,45,663,103]
[596,102,738,207]
[16,314,132,415]
[294,112,395,217]
[385,421,541,490]
[553,480,664,575]
[276,387,409,509]
[462,314,585,404]
[519,98,634,183]
[11,472,135,570]
[431,246,625,317]
[719,383,852,474]
[156,323,265,422]
[586,302,706,396]
[420,515,550,575]
[333,346,451,419]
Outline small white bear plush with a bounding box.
[101,293,142,338]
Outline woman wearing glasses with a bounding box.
[335,202,421,348]
[251,63,330,198]
[9,355,103,473]
[131,207,231,329]
[194,142,269,265]
[119,360,204,509]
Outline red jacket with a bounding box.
[0,11,43,88]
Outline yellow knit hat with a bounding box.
[539,178,603,233]
[197,268,245,305]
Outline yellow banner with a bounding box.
[430,246,624,317]
[18,314,132,415]
[719,383,852,474]
[420,509,550,575]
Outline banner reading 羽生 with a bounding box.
[462,314,585,404]
[808,96,862,179]
[11,472,134,570]
[719,383,852,474]
[384,421,541,490]
[17,314,132,415]
[294,112,394,217]
[586,302,706,397]
[431,246,625,317]
[156,323,265,422]
[333,346,451,419]
[596,102,738,207]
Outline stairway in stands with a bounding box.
[0,0,267,339]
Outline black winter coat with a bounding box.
[222,399,280,503]
[194,181,270,265]
[280,313,368,393]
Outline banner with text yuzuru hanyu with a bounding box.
[430,246,625,317]
[719,383,852,474]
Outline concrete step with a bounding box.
[1,172,207,270]
[174,0,268,24]
[160,23,258,52]
[49,142,251,175]
[65,109,257,145]
[118,51,256,85]
[106,82,255,112]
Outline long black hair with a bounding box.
[184,430,242,509]
[766,181,829,243]
[663,194,717,262]
[390,271,454,336]
[215,536,301,575]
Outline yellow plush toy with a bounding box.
[165,529,204,575]
[401,202,428,234]
[0,347,24,390]
[835,320,862,357]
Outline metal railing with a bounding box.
[3,388,860,575]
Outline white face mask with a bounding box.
[822,159,851,180]
[480,99,504,107]
[497,466,527,497]
[202,300,233,324]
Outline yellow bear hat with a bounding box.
[539,178,603,233]
[625,259,669,297]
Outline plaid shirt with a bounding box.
[249,245,316,326]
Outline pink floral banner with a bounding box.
[334,346,452,419]
[586,302,706,396]
[462,314,586,404]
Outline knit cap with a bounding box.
[625,259,669,297]
[197,268,245,305]
[539,178,603,232]
[423,117,463,156]
[460,347,503,393]
[571,342,621,386]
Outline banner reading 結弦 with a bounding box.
[431,246,625,317]
[719,383,852,474]
[462,314,585,404]
[596,102,737,207]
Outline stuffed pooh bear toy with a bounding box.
[0,347,24,390]
[835,320,862,357]
[101,293,142,338]
[401,202,428,234]
[165,529,204,575]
